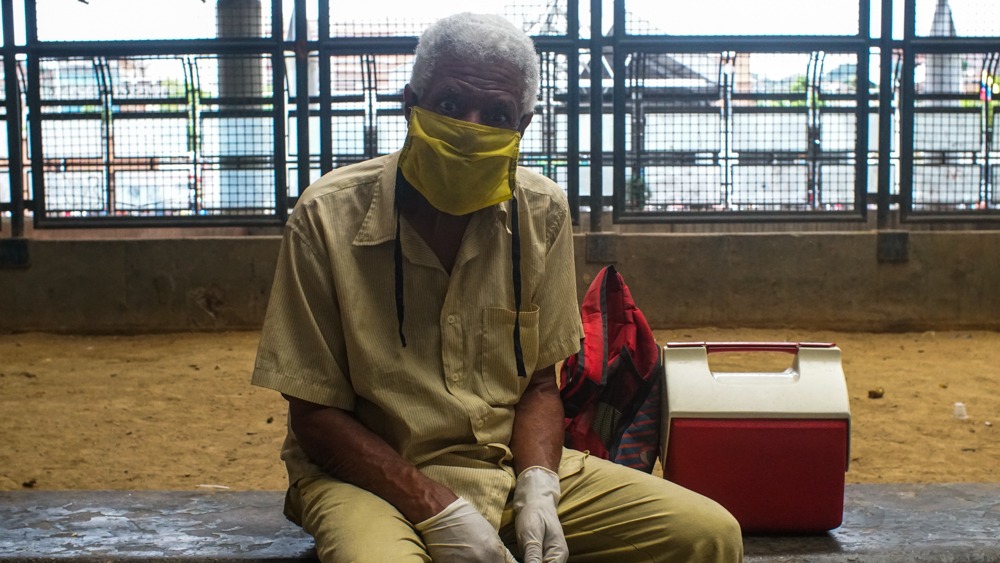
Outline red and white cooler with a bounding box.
[660,342,851,533]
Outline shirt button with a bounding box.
[451,373,461,382]
[447,315,456,324]
[475,418,485,429]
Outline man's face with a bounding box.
[404,55,533,135]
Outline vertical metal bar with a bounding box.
[806,53,819,208]
[980,54,996,207]
[542,52,553,179]
[185,57,201,214]
[814,53,826,209]
[896,0,915,221]
[816,53,826,209]
[720,52,734,209]
[318,0,331,174]
[877,0,896,227]
[273,0,289,221]
[362,54,376,159]
[1,0,23,237]
[588,0,602,232]
[96,57,113,214]
[856,0,871,218]
[978,55,987,207]
[293,0,310,197]
[611,0,625,222]
[986,54,997,207]
[24,0,41,226]
[567,0,580,224]
[627,53,644,211]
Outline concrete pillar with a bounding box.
[218,0,264,95]
[216,0,269,210]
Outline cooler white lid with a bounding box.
[660,342,852,470]
[663,342,851,420]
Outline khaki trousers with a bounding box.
[288,449,743,562]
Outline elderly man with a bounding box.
[252,12,742,563]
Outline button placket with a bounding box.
[442,311,464,389]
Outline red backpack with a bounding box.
[559,265,663,472]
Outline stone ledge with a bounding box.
[2,484,999,562]
[744,483,1000,562]
[0,490,315,562]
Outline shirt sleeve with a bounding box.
[251,212,356,411]
[533,195,584,371]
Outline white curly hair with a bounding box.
[409,13,540,116]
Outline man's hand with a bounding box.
[513,466,567,563]
[415,497,518,562]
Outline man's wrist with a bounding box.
[514,465,562,508]
[517,465,559,479]
[396,472,459,523]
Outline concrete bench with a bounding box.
[2,484,999,562]
[0,490,316,562]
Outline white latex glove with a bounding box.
[512,466,567,563]
[414,497,519,563]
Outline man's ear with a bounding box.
[518,112,533,136]
[403,84,417,121]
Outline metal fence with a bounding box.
[0,0,998,233]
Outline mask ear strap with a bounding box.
[511,194,527,377]
[394,172,407,348]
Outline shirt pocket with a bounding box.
[479,304,540,405]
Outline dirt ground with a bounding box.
[1,328,998,491]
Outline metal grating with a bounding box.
[195,54,279,214]
[35,55,281,219]
[522,51,573,187]
[325,53,409,164]
[1,0,997,229]
[907,51,997,212]
[620,50,864,214]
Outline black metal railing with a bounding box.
[0,0,998,234]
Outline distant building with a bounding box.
[923,0,961,102]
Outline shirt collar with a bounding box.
[353,151,402,247]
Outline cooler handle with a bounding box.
[666,342,836,354]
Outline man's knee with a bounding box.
[311,534,429,563]
[665,494,743,562]
[618,474,743,561]
[293,476,431,563]
[558,458,743,561]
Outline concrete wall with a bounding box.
[2,231,999,333]
[574,231,1000,332]
[0,238,279,333]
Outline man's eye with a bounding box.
[438,100,458,114]
[490,112,512,126]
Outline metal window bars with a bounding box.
[0,0,998,231]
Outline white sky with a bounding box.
[19,0,998,40]
[12,0,999,80]
[628,0,996,37]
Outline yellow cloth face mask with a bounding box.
[398,106,521,216]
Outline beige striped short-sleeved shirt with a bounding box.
[251,151,583,527]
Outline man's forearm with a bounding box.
[285,395,457,523]
[510,365,565,474]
